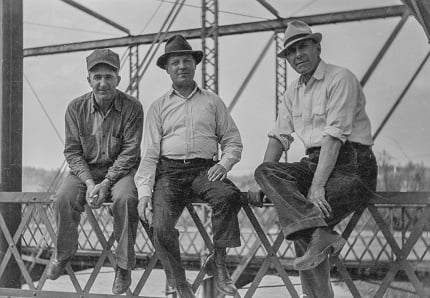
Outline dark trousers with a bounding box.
[255,143,377,298]
[53,169,139,270]
[152,158,242,285]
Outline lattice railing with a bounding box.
[1,191,430,297]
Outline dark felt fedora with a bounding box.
[277,20,322,58]
[156,34,204,69]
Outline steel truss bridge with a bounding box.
[1,0,430,297]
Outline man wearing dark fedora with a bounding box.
[46,48,143,295]
[251,20,377,297]
[134,34,243,297]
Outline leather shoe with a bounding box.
[176,282,196,298]
[293,228,346,271]
[214,264,238,296]
[46,258,68,280]
[112,266,131,295]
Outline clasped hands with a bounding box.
[86,179,111,209]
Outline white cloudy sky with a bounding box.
[22,0,430,175]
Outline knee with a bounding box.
[254,162,276,182]
[53,191,83,213]
[111,194,138,215]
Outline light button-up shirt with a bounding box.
[270,60,373,150]
[135,84,242,198]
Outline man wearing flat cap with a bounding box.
[46,48,143,295]
[250,20,377,297]
[134,34,242,297]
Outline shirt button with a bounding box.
[102,151,106,155]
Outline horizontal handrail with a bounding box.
[1,191,430,205]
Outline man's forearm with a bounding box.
[312,136,342,187]
[263,137,284,162]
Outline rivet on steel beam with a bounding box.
[32,291,36,296]
[32,197,37,201]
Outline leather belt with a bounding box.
[161,156,214,165]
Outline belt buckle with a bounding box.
[183,159,191,164]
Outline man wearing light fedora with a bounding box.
[134,34,243,297]
[251,20,377,297]
[46,48,143,295]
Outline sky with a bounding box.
[22,0,430,175]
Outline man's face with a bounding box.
[165,54,196,87]
[285,39,321,75]
[87,64,121,103]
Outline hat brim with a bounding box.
[156,50,204,69]
[277,33,322,58]
[87,59,119,71]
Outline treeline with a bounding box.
[23,154,430,192]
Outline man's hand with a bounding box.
[207,164,227,182]
[138,196,153,225]
[247,184,265,207]
[88,179,110,209]
[307,184,331,218]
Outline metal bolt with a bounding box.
[33,292,36,296]
[33,197,37,201]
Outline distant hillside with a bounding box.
[22,166,61,192]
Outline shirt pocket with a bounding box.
[80,135,97,160]
[312,97,327,130]
[109,136,122,158]
[291,109,303,135]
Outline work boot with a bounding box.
[46,258,69,280]
[176,281,196,298]
[213,248,238,296]
[293,228,346,271]
[112,266,131,295]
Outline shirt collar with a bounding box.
[90,90,122,113]
[168,82,200,99]
[295,59,326,88]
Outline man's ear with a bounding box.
[87,76,91,84]
[116,75,121,86]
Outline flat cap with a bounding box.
[86,48,120,71]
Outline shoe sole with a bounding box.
[294,236,346,271]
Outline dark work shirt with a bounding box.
[64,90,143,184]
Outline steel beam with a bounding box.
[373,50,430,140]
[361,11,410,86]
[228,34,274,112]
[0,0,23,288]
[61,0,130,35]
[23,5,406,57]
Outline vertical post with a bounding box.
[0,0,23,288]
[275,31,287,119]
[275,31,287,162]
[201,0,219,94]
[128,45,140,99]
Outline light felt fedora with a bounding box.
[156,34,204,69]
[277,20,322,58]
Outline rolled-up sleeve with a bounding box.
[64,103,93,183]
[106,102,144,184]
[268,93,295,151]
[214,97,242,171]
[323,69,359,143]
[134,103,162,199]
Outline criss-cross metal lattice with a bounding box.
[201,0,219,94]
[275,32,287,119]
[2,192,430,297]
